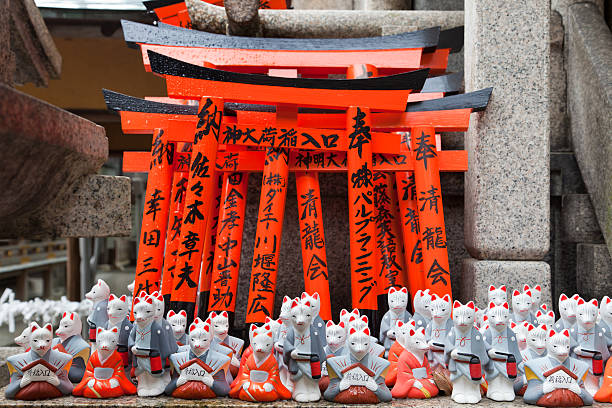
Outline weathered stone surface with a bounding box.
[461,259,552,307]
[292,0,354,9]
[5,0,61,87]
[550,11,569,151]
[354,0,411,10]
[0,2,14,84]
[187,0,464,37]
[464,0,550,260]
[576,243,612,300]
[224,0,261,36]
[562,194,604,243]
[566,3,612,256]
[550,152,587,196]
[413,0,463,10]
[552,0,603,21]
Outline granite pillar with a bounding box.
[463,0,551,301]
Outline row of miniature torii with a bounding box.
[7,279,612,405]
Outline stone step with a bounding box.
[576,243,612,300]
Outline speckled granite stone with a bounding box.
[549,11,570,152]
[576,244,612,300]
[413,0,462,10]
[461,259,552,307]
[552,0,603,21]
[566,3,612,256]
[464,0,550,260]
[562,194,604,243]
[292,0,354,9]
[354,0,411,10]
[186,0,463,37]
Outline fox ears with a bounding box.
[62,312,76,320]
[489,285,507,292]
[349,327,370,336]
[189,323,210,334]
[97,327,118,334]
[548,329,570,338]
[389,287,408,294]
[452,300,474,309]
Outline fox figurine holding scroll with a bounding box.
[72,327,136,398]
[6,323,73,400]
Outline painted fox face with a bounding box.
[348,327,371,361]
[85,279,110,303]
[526,324,547,355]
[107,294,129,324]
[339,308,360,327]
[325,320,347,350]
[250,324,274,355]
[279,296,293,323]
[510,320,530,348]
[133,295,155,326]
[546,329,571,362]
[558,293,579,324]
[406,326,428,353]
[30,323,54,357]
[512,290,533,319]
[414,289,432,319]
[209,311,230,340]
[348,315,369,332]
[488,285,507,306]
[524,284,541,310]
[452,300,475,331]
[14,323,34,349]
[388,287,408,312]
[264,316,281,338]
[56,311,82,341]
[188,321,213,357]
[290,299,313,331]
[430,294,451,322]
[167,310,188,340]
[601,296,612,324]
[149,291,164,321]
[487,302,510,332]
[535,308,555,326]
[301,292,321,317]
[576,298,598,330]
[395,320,416,349]
[96,327,119,353]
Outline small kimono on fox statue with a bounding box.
[6,323,73,400]
[165,321,231,399]
[73,327,136,398]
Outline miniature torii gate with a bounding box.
[114,22,489,327]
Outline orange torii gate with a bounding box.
[112,21,489,327]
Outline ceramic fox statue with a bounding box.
[347,314,385,357]
[302,292,326,346]
[230,324,291,401]
[209,311,244,381]
[150,291,178,371]
[6,323,73,400]
[167,310,188,346]
[488,285,508,306]
[379,287,411,355]
[524,285,542,315]
[231,321,277,390]
[165,320,231,399]
[446,300,489,404]
[105,294,132,368]
[385,319,414,387]
[484,302,522,401]
[53,311,90,383]
[283,298,326,402]
[555,294,580,331]
[274,296,294,391]
[594,358,612,402]
[86,279,110,344]
[392,325,439,399]
[518,323,549,395]
[413,289,432,329]
[319,320,347,392]
[600,296,612,340]
[512,289,536,325]
[129,294,170,396]
[15,322,35,352]
[511,320,531,351]
[523,328,592,407]
[427,294,453,393]
[324,326,391,404]
[536,307,556,327]
[570,298,611,396]
[72,327,136,398]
